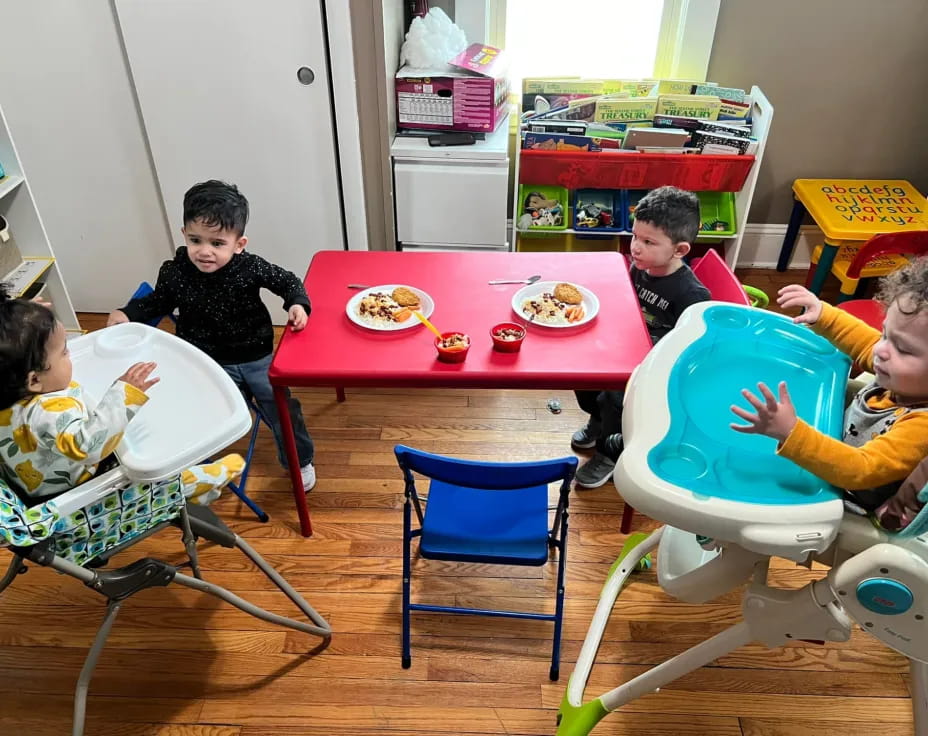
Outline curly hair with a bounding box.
[877,255,928,315]
[633,186,700,245]
[0,284,57,408]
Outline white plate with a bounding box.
[512,281,600,328]
[346,284,435,331]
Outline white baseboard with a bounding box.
[737,224,824,269]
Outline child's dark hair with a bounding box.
[634,186,700,245]
[0,285,57,408]
[183,180,249,237]
[878,255,928,315]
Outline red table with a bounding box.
[270,250,651,536]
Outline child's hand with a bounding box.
[730,381,798,442]
[107,309,130,327]
[288,304,308,331]
[777,285,823,325]
[119,362,160,392]
[31,296,53,310]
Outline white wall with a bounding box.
[0,1,171,312]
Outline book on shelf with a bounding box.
[593,97,658,124]
[601,79,658,97]
[656,94,722,119]
[622,127,691,150]
[693,130,754,155]
[650,79,701,95]
[698,120,752,138]
[525,120,588,136]
[719,99,751,120]
[522,132,620,152]
[693,83,746,102]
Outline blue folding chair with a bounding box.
[129,282,269,522]
[394,445,578,680]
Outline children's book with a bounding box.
[526,120,588,136]
[719,99,751,120]
[656,95,722,120]
[602,79,658,97]
[694,84,746,102]
[649,79,700,95]
[593,97,658,124]
[699,120,752,138]
[522,132,619,152]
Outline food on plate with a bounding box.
[493,327,525,341]
[391,286,421,307]
[438,333,469,350]
[521,291,586,325]
[553,282,583,304]
[357,289,420,325]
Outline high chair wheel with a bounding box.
[549,665,559,681]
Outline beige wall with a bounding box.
[707,0,928,224]
[350,0,404,251]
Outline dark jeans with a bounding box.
[222,354,314,469]
[574,389,625,459]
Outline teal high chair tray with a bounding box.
[616,303,851,560]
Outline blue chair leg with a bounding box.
[225,408,270,523]
[550,507,569,682]
[809,240,840,296]
[402,498,413,669]
[776,197,807,271]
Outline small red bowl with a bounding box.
[491,322,526,352]
[435,332,470,363]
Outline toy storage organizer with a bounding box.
[512,86,773,268]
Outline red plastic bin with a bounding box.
[519,150,755,192]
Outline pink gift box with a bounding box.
[395,44,510,133]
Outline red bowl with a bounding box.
[491,322,526,352]
[435,332,470,363]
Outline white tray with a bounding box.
[68,323,252,483]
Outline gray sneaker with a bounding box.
[575,453,617,488]
[571,421,601,450]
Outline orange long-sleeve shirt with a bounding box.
[777,303,928,491]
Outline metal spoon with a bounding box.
[488,274,542,285]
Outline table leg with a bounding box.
[273,384,314,537]
[809,240,840,296]
[335,387,346,402]
[776,198,807,272]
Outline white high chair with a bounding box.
[0,324,331,736]
[557,303,928,736]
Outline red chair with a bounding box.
[618,249,761,534]
[836,231,928,329]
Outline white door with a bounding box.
[115,0,344,322]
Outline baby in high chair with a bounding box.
[0,289,243,504]
[730,256,928,532]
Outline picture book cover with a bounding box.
[523,132,605,151]
[622,127,691,150]
[656,95,721,120]
[602,79,658,97]
[694,84,746,102]
[593,98,658,123]
[693,130,751,154]
[719,99,751,120]
[449,44,509,78]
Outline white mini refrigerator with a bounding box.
[391,116,511,252]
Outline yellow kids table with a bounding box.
[775,179,928,294]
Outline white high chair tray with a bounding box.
[68,323,252,482]
[615,302,851,561]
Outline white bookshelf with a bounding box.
[0,102,80,331]
[511,85,774,269]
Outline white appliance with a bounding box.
[391,116,511,251]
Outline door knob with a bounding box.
[296,67,315,85]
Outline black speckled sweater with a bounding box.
[120,247,310,365]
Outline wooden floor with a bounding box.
[0,269,913,735]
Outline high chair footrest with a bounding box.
[87,558,176,601]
